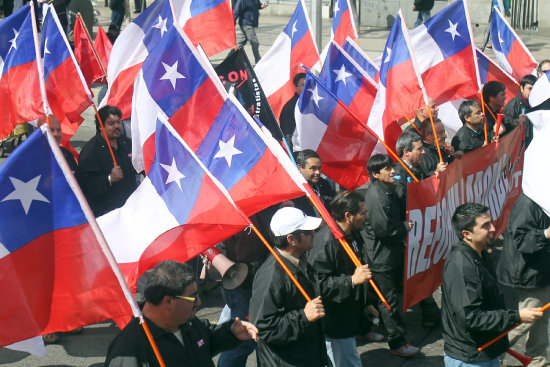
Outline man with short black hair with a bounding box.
[292,149,335,216]
[77,105,138,217]
[105,261,258,367]
[451,100,486,155]
[482,81,506,136]
[503,74,537,140]
[419,118,461,177]
[250,207,328,367]
[442,203,541,367]
[307,191,376,367]
[363,154,419,357]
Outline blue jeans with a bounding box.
[325,337,361,367]
[217,287,256,367]
[444,355,500,367]
[110,9,124,28]
[414,10,431,28]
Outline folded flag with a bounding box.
[73,13,105,88]
[342,37,379,82]
[94,25,112,76]
[331,0,357,45]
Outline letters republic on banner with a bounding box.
[403,125,525,310]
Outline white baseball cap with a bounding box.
[270,207,322,236]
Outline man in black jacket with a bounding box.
[364,154,419,357]
[279,73,306,149]
[105,261,258,367]
[77,105,138,217]
[482,81,506,136]
[307,191,374,367]
[249,207,328,367]
[451,100,486,155]
[419,118,462,177]
[442,203,541,367]
[497,194,550,367]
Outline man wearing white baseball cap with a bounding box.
[249,207,329,367]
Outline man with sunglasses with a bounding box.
[307,190,374,367]
[105,261,258,367]
[249,207,328,367]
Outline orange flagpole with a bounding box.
[93,104,118,166]
[404,114,422,135]
[250,224,312,302]
[478,301,550,351]
[427,105,444,163]
[140,317,166,367]
[306,189,391,310]
[479,91,489,144]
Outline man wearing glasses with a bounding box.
[105,261,258,367]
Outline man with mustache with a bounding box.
[77,105,138,217]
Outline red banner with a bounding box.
[403,125,525,311]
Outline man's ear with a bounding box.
[462,230,472,242]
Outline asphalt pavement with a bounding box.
[0,2,549,366]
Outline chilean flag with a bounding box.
[0,125,135,347]
[177,0,236,57]
[319,41,377,123]
[40,5,93,127]
[489,6,537,81]
[342,37,379,82]
[331,0,357,45]
[254,0,320,119]
[295,69,378,190]
[98,117,250,289]
[101,0,178,119]
[0,4,46,138]
[367,10,427,154]
[409,0,480,105]
[131,25,307,216]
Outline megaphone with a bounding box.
[507,348,533,367]
[201,248,249,291]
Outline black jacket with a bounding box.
[497,194,550,289]
[307,225,369,338]
[249,251,328,367]
[292,177,335,217]
[413,0,434,11]
[104,316,241,367]
[451,125,485,155]
[233,0,261,27]
[419,141,451,178]
[77,133,138,217]
[393,162,426,219]
[363,180,408,272]
[442,241,520,362]
[503,94,530,130]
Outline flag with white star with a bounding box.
[489,5,537,81]
[342,37,380,82]
[40,5,93,154]
[0,3,47,137]
[254,0,320,119]
[295,69,378,190]
[409,0,480,104]
[0,125,136,347]
[330,0,357,45]
[319,41,377,121]
[97,116,250,288]
[131,25,306,216]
